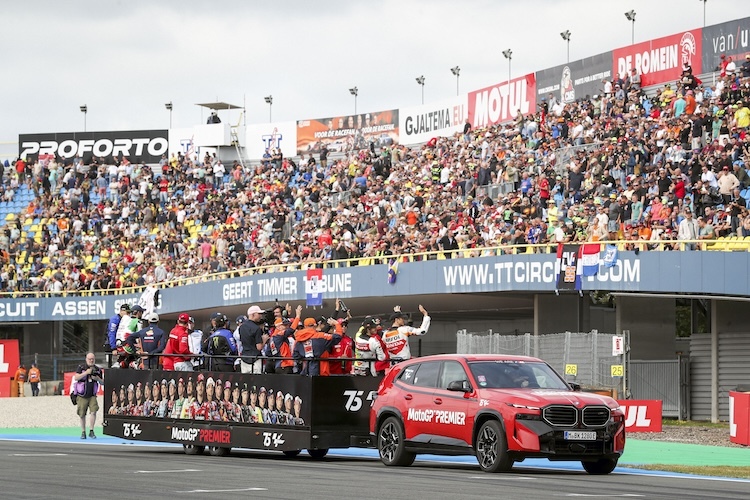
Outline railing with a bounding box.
[1,238,749,299]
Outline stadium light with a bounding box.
[80,105,87,132]
[416,75,425,105]
[165,102,173,128]
[624,10,636,45]
[450,66,460,96]
[349,87,358,115]
[502,49,513,93]
[560,30,571,63]
[264,95,273,123]
[699,0,707,27]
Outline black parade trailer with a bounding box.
[103,369,380,458]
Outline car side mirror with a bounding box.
[447,380,471,393]
[569,382,581,392]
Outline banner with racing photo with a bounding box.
[556,244,581,291]
[296,109,399,156]
[535,52,613,105]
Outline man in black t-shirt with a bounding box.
[239,305,268,374]
[74,353,103,439]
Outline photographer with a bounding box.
[74,353,103,439]
[239,305,268,374]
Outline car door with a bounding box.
[432,360,473,448]
[398,361,440,444]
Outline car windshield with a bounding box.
[468,361,570,390]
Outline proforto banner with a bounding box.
[467,73,536,128]
[613,29,702,88]
[536,52,613,104]
[296,109,399,156]
[701,17,750,74]
[398,95,468,145]
[19,129,169,165]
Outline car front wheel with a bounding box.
[378,416,416,467]
[582,458,618,475]
[475,420,513,473]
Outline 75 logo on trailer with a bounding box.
[343,390,377,411]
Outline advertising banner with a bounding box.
[0,339,20,397]
[296,109,399,156]
[613,29,702,88]
[468,73,536,128]
[245,121,298,161]
[398,95,468,145]
[536,52,613,104]
[701,17,750,74]
[19,129,169,165]
[618,399,663,432]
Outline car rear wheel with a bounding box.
[378,416,416,467]
[207,446,231,457]
[582,458,618,475]
[183,444,205,456]
[475,420,513,473]
[307,448,328,459]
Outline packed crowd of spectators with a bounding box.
[1,59,750,294]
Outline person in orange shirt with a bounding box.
[13,364,27,397]
[28,363,41,397]
[293,318,342,376]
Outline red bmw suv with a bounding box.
[370,354,625,474]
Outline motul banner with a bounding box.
[618,399,662,432]
[398,95,468,145]
[613,29,702,88]
[296,109,399,156]
[468,73,536,128]
[701,17,750,74]
[536,52,613,104]
[19,130,169,165]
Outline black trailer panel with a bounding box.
[103,369,380,453]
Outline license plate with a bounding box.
[564,431,596,441]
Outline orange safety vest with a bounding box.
[28,367,41,383]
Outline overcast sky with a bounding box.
[1,0,746,156]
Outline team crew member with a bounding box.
[354,317,388,376]
[328,318,354,375]
[107,304,130,361]
[239,305,268,374]
[187,316,204,370]
[293,317,342,376]
[130,313,165,369]
[205,312,238,372]
[165,313,193,371]
[266,305,302,374]
[382,305,431,361]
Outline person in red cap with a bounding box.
[165,313,193,371]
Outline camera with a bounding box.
[339,300,349,313]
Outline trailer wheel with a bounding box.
[283,450,302,458]
[307,448,328,459]
[207,446,231,457]
[183,444,205,456]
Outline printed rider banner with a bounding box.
[468,73,536,128]
[19,130,169,165]
[536,52,613,104]
[701,17,750,74]
[245,121,298,161]
[398,95,468,145]
[613,29,702,88]
[296,109,399,156]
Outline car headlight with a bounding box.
[506,403,541,410]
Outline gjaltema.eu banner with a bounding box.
[19,129,169,165]
[296,109,398,155]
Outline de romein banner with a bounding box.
[296,109,399,156]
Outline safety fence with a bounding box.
[456,329,626,396]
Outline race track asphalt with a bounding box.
[1,428,749,499]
